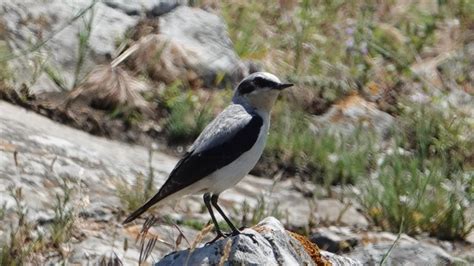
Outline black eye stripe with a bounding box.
[237,80,255,95]
[254,76,277,88]
[237,76,278,95]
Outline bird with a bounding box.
[123,72,293,241]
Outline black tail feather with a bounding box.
[122,193,164,224]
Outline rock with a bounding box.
[312,94,394,137]
[0,101,361,264]
[158,6,249,87]
[310,227,359,253]
[103,0,185,17]
[218,179,369,229]
[348,241,466,265]
[1,0,139,91]
[309,227,467,265]
[0,102,470,264]
[155,217,361,266]
[1,1,251,93]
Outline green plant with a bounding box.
[264,104,376,193]
[0,41,12,85]
[240,195,282,227]
[117,148,156,213]
[44,64,67,91]
[50,182,75,247]
[162,81,214,143]
[73,1,96,89]
[360,104,473,240]
[117,173,155,213]
[221,2,269,60]
[0,187,45,265]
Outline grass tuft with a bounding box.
[360,104,473,240]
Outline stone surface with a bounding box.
[155,217,361,266]
[1,1,251,93]
[310,227,468,265]
[0,100,352,264]
[103,0,185,16]
[158,6,249,87]
[2,101,468,264]
[312,94,394,138]
[1,0,138,91]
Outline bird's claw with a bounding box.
[206,232,226,245]
[205,230,241,245]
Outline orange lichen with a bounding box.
[367,81,380,96]
[287,231,332,266]
[329,109,345,123]
[252,224,271,234]
[334,92,363,109]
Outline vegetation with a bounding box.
[218,0,473,240]
[0,1,473,262]
[361,104,473,240]
[58,0,474,242]
[161,81,217,143]
[117,173,155,212]
[0,184,77,264]
[117,149,157,212]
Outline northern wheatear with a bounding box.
[123,72,293,240]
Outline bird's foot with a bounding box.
[205,230,241,245]
[229,229,258,244]
[205,229,258,245]
[206,232,225,245]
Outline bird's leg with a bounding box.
[211,194,240,235]
[203,193,224,238]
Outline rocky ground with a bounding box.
[0,0,473,265]
[1,101,472,264]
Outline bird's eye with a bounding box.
[237,80,255,95]
[254,77,276,88]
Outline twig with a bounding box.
[380,217,404,265]
[173,223,191,248]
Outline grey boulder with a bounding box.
[158,6,250,87]
[155,217,361,266]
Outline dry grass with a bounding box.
[190,223,214,250]
[137,216,159,265]
[218,238,233,266]
[67,65,149,111]
[184,223,214,265]
[0,183,79,264]
[126,34,202,88]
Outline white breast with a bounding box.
[205,112,270,194]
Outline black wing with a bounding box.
[123,114,263,224]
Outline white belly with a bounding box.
[194,118,269,194]
[210,132,268,192]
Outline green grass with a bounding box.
[0,182,79,264]
[50,182,75,247]
[0,41,12,85]
[72,0,96,89]
[263,103,376,194]
[117,173,155,213]
[1,187,39,265]
[161,81,217,143]
[240,195,282,227]
[117,148,157,213]
[217,0,473,240]
[359,104,473,240]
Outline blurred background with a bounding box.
[0,0,472,264]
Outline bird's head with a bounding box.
[232,72,293,112]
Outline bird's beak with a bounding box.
[274,83,293,90]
